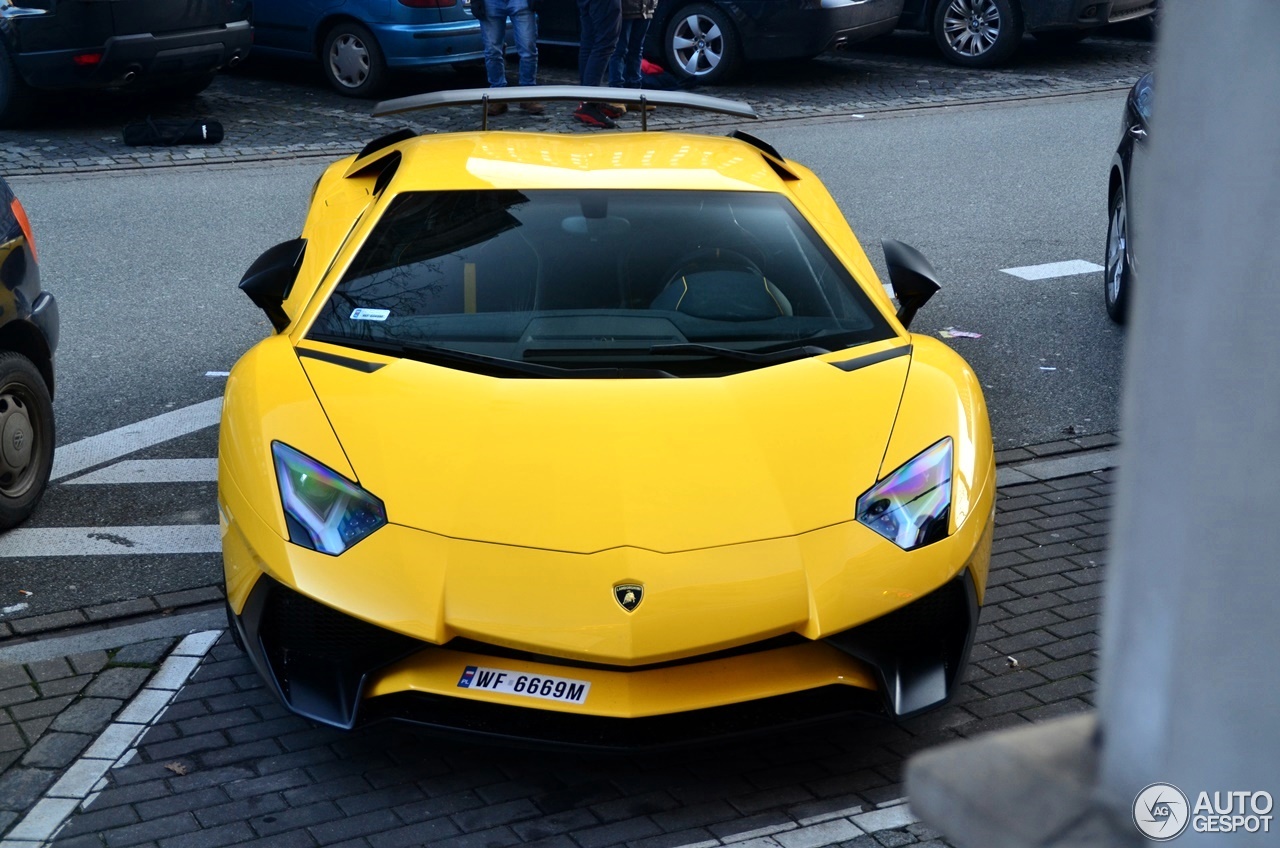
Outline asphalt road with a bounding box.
[5,88,1126,616]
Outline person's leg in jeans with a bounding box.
[480,10,508,88]
[608,18,636,87]
[622,18,649,87]
[510,0,538,87]
[577,0,620,86]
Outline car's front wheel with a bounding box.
[0,352,54,529]
[932,0,1023,67]
[1104,185,1131,324]
[322,21,388,97]
[663,3,741,85]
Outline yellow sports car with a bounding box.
[220,87,995,747]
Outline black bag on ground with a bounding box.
[123,117,224,146]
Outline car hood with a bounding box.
[300,346,910,553]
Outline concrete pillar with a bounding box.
[1096,0,1280,824]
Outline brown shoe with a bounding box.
[486,101,508,117]
[519,101,546,115]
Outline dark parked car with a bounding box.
[0,0,251,126]
[537,0,902,85]
[250,0,487,97]
[894,0,1157,67]
[0,176,57,528]
[1104,71,1150,324]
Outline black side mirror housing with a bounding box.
[882,238,942,330]
[239,238,307,333]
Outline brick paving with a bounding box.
[0,33,1152,176]
[0,443,1116,848]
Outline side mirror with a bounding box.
[239,238,307,333]
[882,239,942,330]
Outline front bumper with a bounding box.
[14,20,251,90]
[228,564,982,747]
[1022,0,1157,32]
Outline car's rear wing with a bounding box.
[372,86,757,131]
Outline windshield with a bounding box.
[307,189,895,376]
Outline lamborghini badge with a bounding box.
[614,583,644,612]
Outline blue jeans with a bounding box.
[608,17,650,88]
[480,0,538,88]
[576,0,621,87]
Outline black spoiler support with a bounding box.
[371,86,757,131]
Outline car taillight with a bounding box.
[399,0,457,7]
[72,52,103,66]
[10,199,37,263]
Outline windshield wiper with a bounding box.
[646,342,830,365]
[308,335,673,379]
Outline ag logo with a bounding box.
[613,583,643,613]
[1134,783,1190,841]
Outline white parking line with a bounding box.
[1001,260,1104,280]
[3,631,222,847]
[50,398,223,482]
[64,459,219,485]
[0,525,220,558]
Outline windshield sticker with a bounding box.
[350,308,390,322]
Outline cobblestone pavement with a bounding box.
[0,33,1152,176]
[1,437,1118,848]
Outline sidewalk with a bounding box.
[0,435,1119,848]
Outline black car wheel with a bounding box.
[322,21,388,97]
[663,3,741,85]
[0,352,54,529]
[932,0,1023,67]
[0,41,35,129]
[1104,186,1131,324]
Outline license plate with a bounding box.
[457,665,590,705]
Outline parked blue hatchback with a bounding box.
[250,0,486,97]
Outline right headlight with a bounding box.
[272,441,386,555]
[856,437,952,551]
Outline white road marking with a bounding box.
[205,371,230,378]
[51,398,222,482]
[1,603,29,616]
[64,459,218,486]
[667,798,919,848]
[0,525,220,558]
[7,631,221,844]
[1001,260,1104,280]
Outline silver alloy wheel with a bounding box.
[329,32,371,89]
[1106,191,1128,305]
[671,13,724,77]
[941,0,1002,57]
[0,388,38,498]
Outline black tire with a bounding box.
[321,20,388,97]
[0,352,54,529]
[1104,185,1130,324]
[0,40,36,129]
[663,3,741,86]
[932,0,1023,68]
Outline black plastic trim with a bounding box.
[729,129,799,180]
[297,347,386,373]
[829,344,911,372]
[823,568,979,719]
[356,128,416,161]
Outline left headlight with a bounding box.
[272,442,386,555]
[856,437,952,551]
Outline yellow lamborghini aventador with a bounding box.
[220,87,995,747]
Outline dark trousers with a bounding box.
[576,0,621,87]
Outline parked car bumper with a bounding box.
[372,20,487,69]
[742,0,901,60]
[1023,0,1156,32]
[14,20,251,90]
